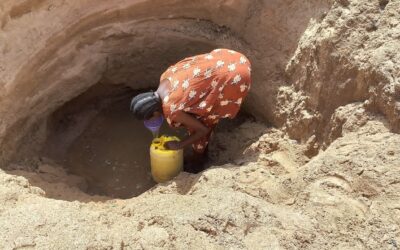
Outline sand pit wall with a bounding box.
[0,0,332,166]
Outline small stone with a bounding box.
[394,83,400,96]
[13,237,36,248]
[366,21,378,32]
[336,0,350,7]
[379,0,389,10]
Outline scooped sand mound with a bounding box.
[1,117,399,249]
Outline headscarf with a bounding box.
[130,92,161,120]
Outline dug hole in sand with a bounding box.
[0,0,400,249]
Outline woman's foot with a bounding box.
[183,149,208,174]
[183,161,205,174]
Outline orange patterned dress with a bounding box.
[160,48,252,153]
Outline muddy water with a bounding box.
[48,96,184,198]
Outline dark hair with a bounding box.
[130,92,162,120]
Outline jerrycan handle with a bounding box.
[151,136,180,151]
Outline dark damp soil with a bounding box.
[42,84,184,198]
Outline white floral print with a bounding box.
[220,100,229,106]
[199,101,207,109]
[172,80,179,90]
[204,68,212,79]
[189,90,197,99]
[205,54,214,60]
[240,56,247,64]
[182,79,190,90]
[170,104,177,112]
[163,95,169,103]
[211,80,218,88]
[216,60,225,68]
[228,63,236,72]
[240,84,247,92]
[183,63,191,69]
[232,74,241,84]
[193,67,201,77]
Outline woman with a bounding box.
[130,48,251,172]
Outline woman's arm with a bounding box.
[165,111,210,150]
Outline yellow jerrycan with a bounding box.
[150,135,183,183]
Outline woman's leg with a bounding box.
[184,129,213,173]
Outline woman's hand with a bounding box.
[170,111,211,149]
[164,140,182,150]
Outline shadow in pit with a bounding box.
[5,84,165,201]
[6,86,265,202]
